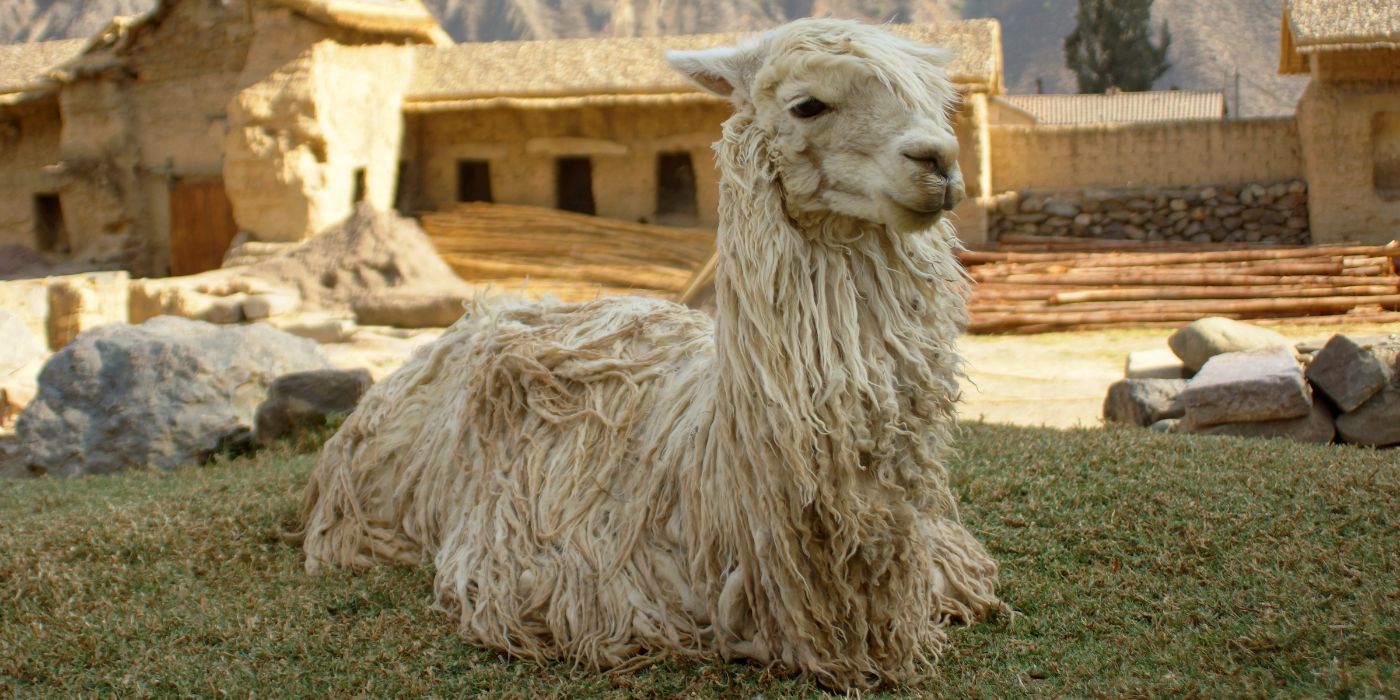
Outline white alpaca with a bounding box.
[301,18,999,689]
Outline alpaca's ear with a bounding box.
[666,46,752,98]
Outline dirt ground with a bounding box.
[957,322,1400,429]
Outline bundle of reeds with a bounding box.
[961,239,1400,333]
[419,203,715,302]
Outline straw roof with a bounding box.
[994,91,1227,125]
[0,39,86,97]
[273,0,451,45]
[407,20,1002,106]
[1280,0,1400,74]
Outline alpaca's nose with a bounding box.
[901,148,951,178]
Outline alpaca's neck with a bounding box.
[707,111,968,502]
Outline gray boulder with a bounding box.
[1305,335,1393,413]
[1180,347,1311,427]
[1168,317,1293,372]
[1335,384,1400,447]
[1183,400,1335,444]
[255,368,373,444]
[15,316,332,477]
[1103,378,1187,426]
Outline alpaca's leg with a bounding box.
[926,517,1001,622]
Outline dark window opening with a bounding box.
[457,159,493,202]
[34,194,68,254]
[656,152,698,220]
[352,168,368,204]
[556,157,595,215]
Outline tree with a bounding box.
[1063,0,1172,93]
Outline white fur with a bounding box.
[301,19,999,690]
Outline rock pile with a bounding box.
[130,205,475,329]
[1105,317,1400,446]
[990,180,1310,245]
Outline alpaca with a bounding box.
[300,18,1000,689]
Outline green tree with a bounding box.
[1063,0,1172,93]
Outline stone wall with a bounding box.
[990,117,1303,193]
[989,180,1310,245]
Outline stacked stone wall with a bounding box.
[989,180,1310,245]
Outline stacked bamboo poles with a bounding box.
[962,240,1400,333]
[420,203,715,302]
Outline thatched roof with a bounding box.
[1280,0,1400,74]
[0,39,86,97]
[995,91,1227,125]
[406,20,1002,107]
[273,0,451,45]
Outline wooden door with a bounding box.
[169,179,239,276]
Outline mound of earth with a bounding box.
[243,204,474,309]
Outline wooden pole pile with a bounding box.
[961,239,1400,333]
[419,203,715,302]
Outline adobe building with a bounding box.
[3,0,1398,281]
[0,0,446,277]
[0,6,1003,276]
[397,22,1004,236]
[1282,0,1400,244]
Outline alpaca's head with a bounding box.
[668,19,964,234]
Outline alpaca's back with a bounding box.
[301,295,721,661]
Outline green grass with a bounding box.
[1,424,1397,698]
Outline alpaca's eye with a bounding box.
[789,98,829,119]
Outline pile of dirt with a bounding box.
[244,204,474,310]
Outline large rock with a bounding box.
[14,317,332,477]
[254,368,373,444]
[1305,335,1393,413]
[1184,400,1335,444]
[1103,378,1187,426]
[1180,347,1312,427]
[1335,384,1400,447]
[1168,318,1293,372]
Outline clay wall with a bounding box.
[406,100,730,227]
[0,98,64,250]
[1297,80,1400,244]
[223,4,418,243]
[407,97,990,234]
[990,117,1304,193]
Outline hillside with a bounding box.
[1,0,1307,115]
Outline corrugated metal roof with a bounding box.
[0,39,86,96]
[406,20,1002,104]
[995,91,1227,125]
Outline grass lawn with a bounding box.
[1,423,1396,698]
